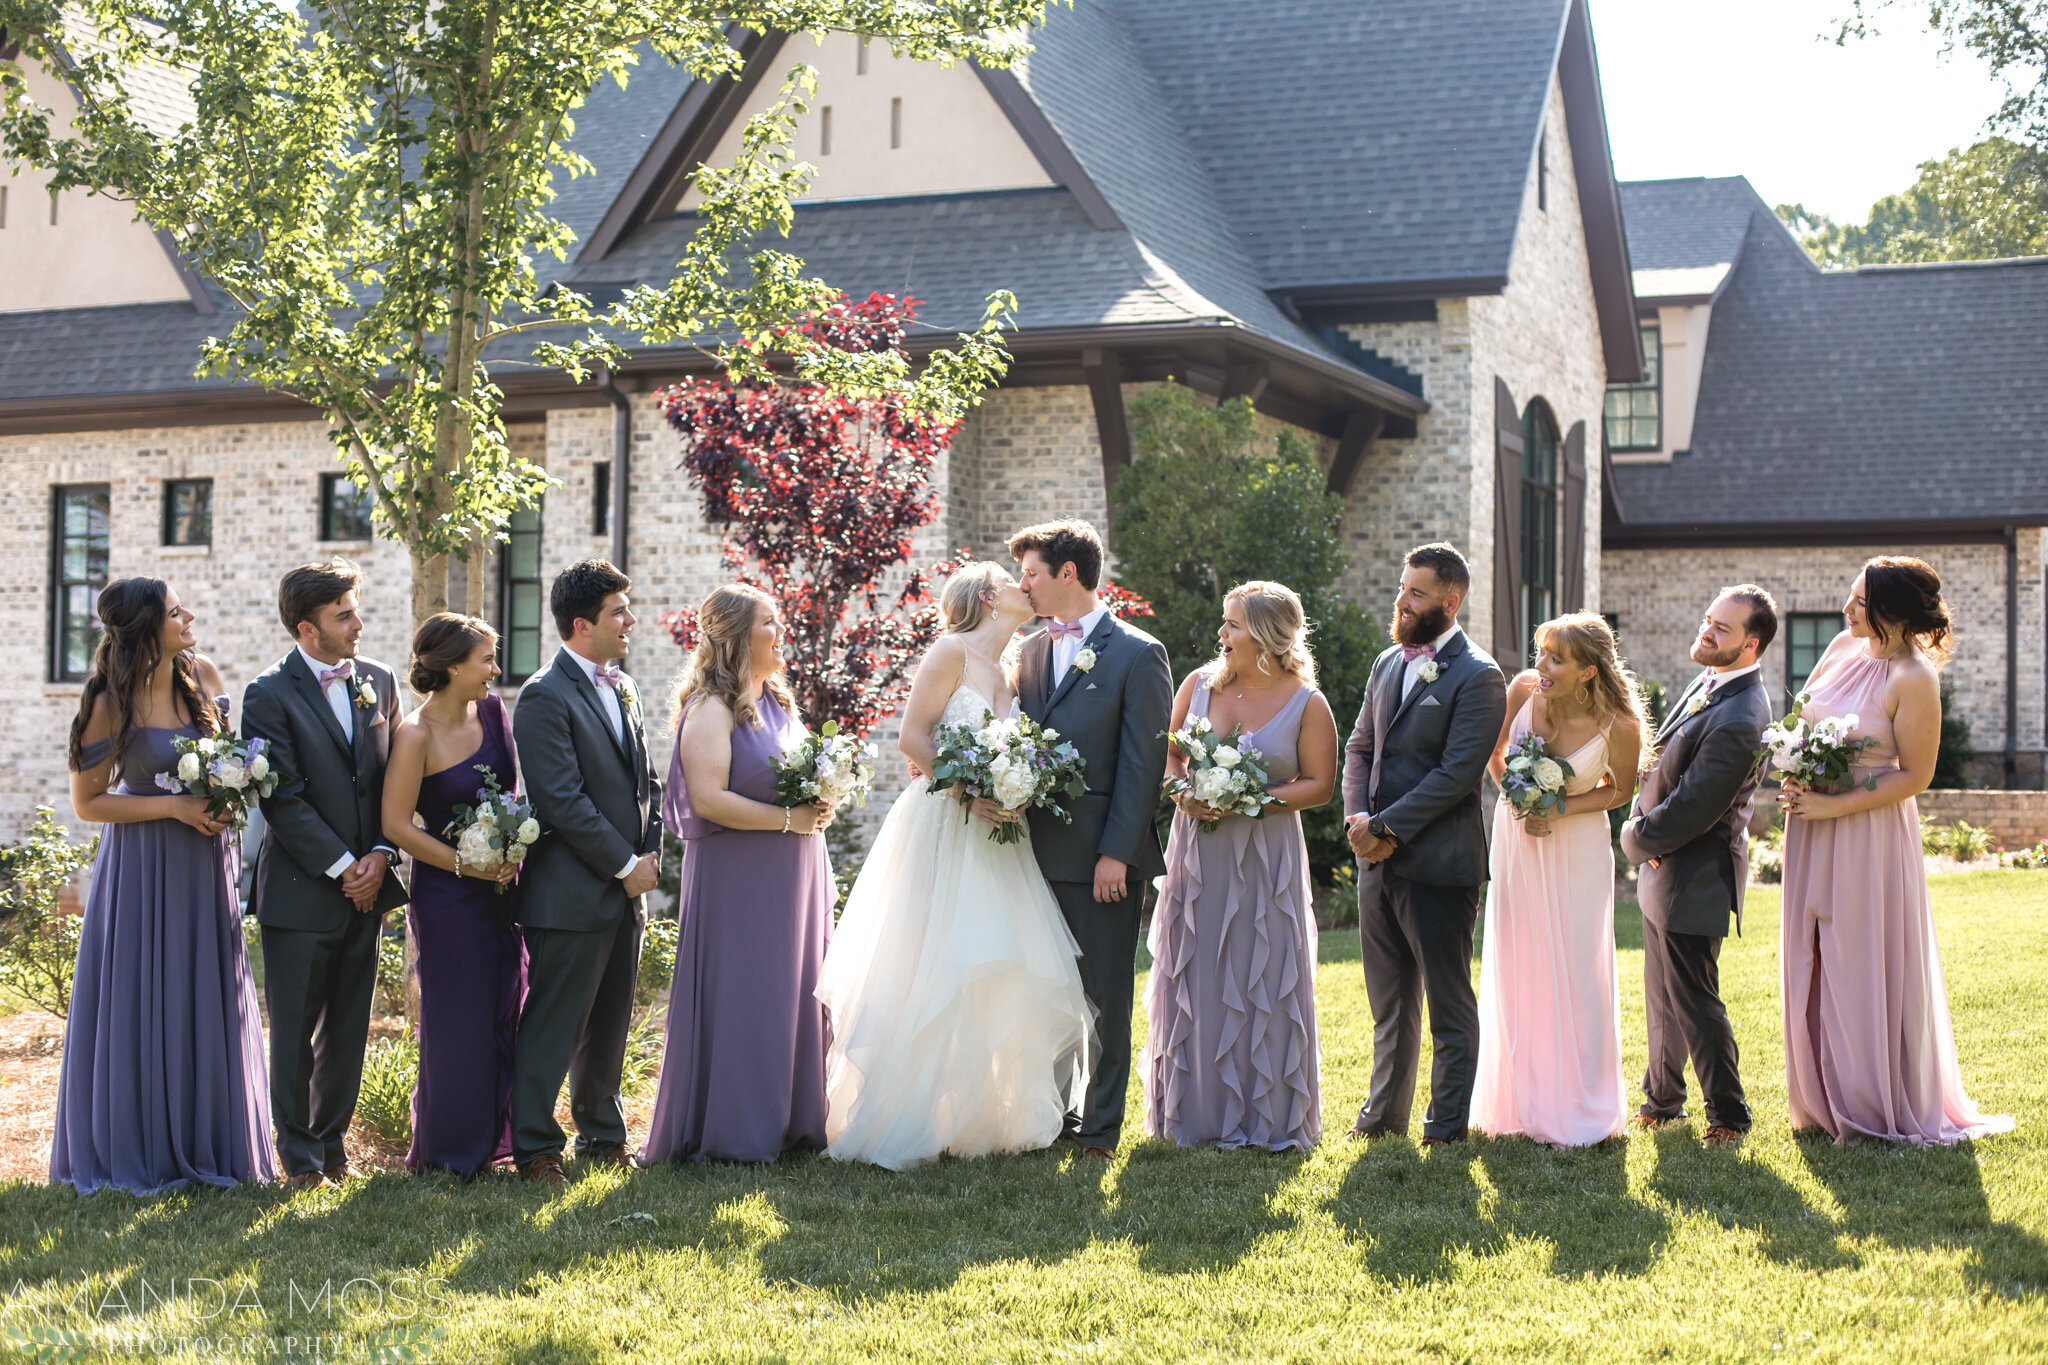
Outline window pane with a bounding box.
[499,497,547,682]
[165,479,213,546]
[511,581,541,632]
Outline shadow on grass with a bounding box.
[1645,1126,1856,1271]
[1331,1138,1502,1283]
[1476,1136,1668,1277]
[1112,1141,1306,1274]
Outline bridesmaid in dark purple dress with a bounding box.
[53,578,276,1194]
[380,614,527,1177]
[642,585,837,1164]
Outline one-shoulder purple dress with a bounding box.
[50,699,277,1194]
[641,690,833,1164]
[405,692,529,1175]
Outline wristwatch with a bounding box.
[1367,815,1397,845]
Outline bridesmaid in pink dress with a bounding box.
[1778,557,2013,1146]
[1471,613,1648,1147]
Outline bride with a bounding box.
[816,562,1093,1169]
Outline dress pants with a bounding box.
[262,911,382,1175]
[512,914,643,1164]
[1355,872,1482,1141]
[1050,879,1143,1148]
[1639,915,1750,1130]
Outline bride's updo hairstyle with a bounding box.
[1862,555,1954,664]
[1532,612,1654,770]
[1209,581,1316,690]
[939,561,1007,634]
[670,583,796,732]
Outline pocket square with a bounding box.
[1085,683,1098,690]
[1419,695,1442,707]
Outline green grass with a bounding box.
[2,872,2045,1362]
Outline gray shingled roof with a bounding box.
[1617,176,1779,273]
[1610,216,2048,530]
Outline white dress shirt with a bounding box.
[564,646,640,881]
[1702,661,1761,695]
[296,646,394,880]
[1400,624,1463,702]
[1051,604,1109,687]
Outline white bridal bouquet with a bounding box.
[926,711,1089,845]
[443,767,539,894]
[1161,716,1278,834]
[1758,692,1880,794]
[155,730,285,833]
[772,720,879,811]
[1499,732,1574,821]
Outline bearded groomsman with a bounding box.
[244,559,409,1189]
[1342,543,1507,1146]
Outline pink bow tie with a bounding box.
[1047,619,1087,641]
[318,660,355,689]
[1402,644,1437,663]
[593,661,623,690]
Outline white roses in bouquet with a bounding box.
[1499,732,1573,822]
[771,719,879,814]
[1163,714,1278,834]
[156,729,285,834]
[926,710,1089,845]
[443,767,539,894]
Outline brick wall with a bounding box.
[1918,790,2048,850]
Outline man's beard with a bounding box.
[1392,601,1453,647]
[1691,637,1746,668]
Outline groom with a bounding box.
[1619,584,1777,1146]
[1010,520,1172,1161]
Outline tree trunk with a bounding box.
[412,545,449,632]
[466,533,487,621]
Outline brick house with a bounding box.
[1602,176,2048,788]
[0,0,1641,836]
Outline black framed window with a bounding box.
[319,472,374,542]
[1519,400,1560,659]
[592,462,611,537]
[498,499,545,682]
[1786,612,1839,703]
[1604,323,1662,452]
[49,484,109,683]
[162,478,213,547]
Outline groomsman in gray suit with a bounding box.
[1342,543,1507,1145]
[509,559,662,1187]
[1620,585,1777,1146]
[244,559,408,1189]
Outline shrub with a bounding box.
[1749,835,1784,884]
[374,917,410,1017]
[638,912,680,1006]
[1921,816,1954,857]
[621,1008,667,1098]
[2006,841,2048,869]
[1948,820,1994,863]
[356,1035,419,1145]
[1931,678,1976,788]
[0,807,98,1018]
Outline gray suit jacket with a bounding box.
[1341,629,1507,889]
[511,647,662,932]
[1016,613,1173,884]
[1621,668,1772,938]
[244,651,409,931]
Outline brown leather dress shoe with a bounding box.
[1702,1125,1745,1147]
[322,1159,357,1183]
[283,1170,330,1191]
[1418,1135,1449,1149]
[520,1153,567,1187]
[582,1143,639,1172]
[1079,1144,1115,1161]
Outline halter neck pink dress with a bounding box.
[1780,645,2013,1145]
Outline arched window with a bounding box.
[1519,398,1561,654]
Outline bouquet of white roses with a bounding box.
[772,720,878,811]
[1758,692,1880,795]
[926,710,1088,845]
[442,767,539,894]
[1161,717,1278,834]
[155,730,285,833]
[1498,732,1574,821]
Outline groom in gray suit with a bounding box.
[1620,584,1777,1146]
[244,558,408,1189]
[510,559,662,1186]
[1342,543,1506,1145]
[1010,520,1172,1161]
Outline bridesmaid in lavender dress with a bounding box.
[1144,582,1337,1152]
[380,614,527,1177]
[1470,614,1646,1148]
[52,578,276,1194]
[642,585,837,1164]
[1778,557,2013,1145]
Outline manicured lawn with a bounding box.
[2,872,2045,1362]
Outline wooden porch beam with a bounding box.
[1325,408,1384,499]
[1082,347,1131,499]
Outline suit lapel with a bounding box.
[1388,630,1468,735]
[1656,671,1719,745]
[557,648,634,771]
[285,651,356,764]
[1045,614,1115,715]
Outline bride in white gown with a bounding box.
[816,562,1093,1169]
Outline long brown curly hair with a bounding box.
[669,584,797,732]
[68,578,221,774]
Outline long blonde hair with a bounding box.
[1209,581,1317,690]
[939,562,1007,634]
[669,584,797,731]
[1533,612,1653,771]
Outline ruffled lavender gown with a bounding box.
[641,690,833,1164]
[50,699,277,1194]
[1143,680,1323,1151]
[406,692,528,1176]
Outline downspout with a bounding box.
[2006,525,2020,788]
[596,367,632,572]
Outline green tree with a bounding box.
[1777,138,2048,265]
[1839,3,2048,146]
[0,807,98,1018]
[0,1,1028,627]
[1112,381,1382,878]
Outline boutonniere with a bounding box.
[1416,660,1441,684]
[617,675,638,710]
[354,678,378,711]
[1685,691,1709,717]
[1073,646,1097,674]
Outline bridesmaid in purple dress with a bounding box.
[642,585,838,1164]
[1778,557,2013,1145]
[1143,582,1338,1151]
[52,578,276,1194]
[380,614,528,1176]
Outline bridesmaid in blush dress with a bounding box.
[380,614,527,1176]
[1778,558,2013,1146]
[1470,613,1646,1148]
[1143,581,1338,1152]
[641,585,837,1164]
[52,578,276,1194]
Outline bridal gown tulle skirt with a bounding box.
[816,783,1092,1170]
